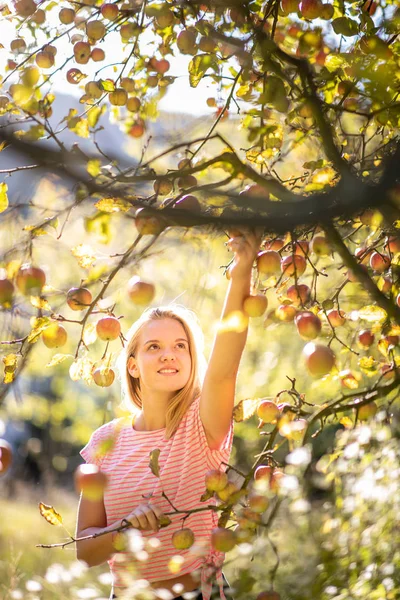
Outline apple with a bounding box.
[362,0,377,15]
[31,9,45,24]
[0,440,12,475]
[135,208,165,235]
[240,183,268,199]
[199,36,217,52]
[129,122,145,138]
[59,7,75,24]
[264,238,285,251]
[281,255,307,277]
[85,81,103,99]
[358,329,375,349]
[16,265,46,295]
[281,0,299,13]
[42,323,68,349]
[320,3,334,19]
[96,316,121,341]
[254,466,283,492]
[121,77,135,92]
[21,66,40,87]
[86,20,106,41]
[91,48,105,62]
[172,528,195,550]
[127,277,156,305]
[0,278,14,307]
[303,343,335,377]
[15,0,36,17]
[177,158,192,170]
[243,294,268,318]
[177,174,198,189]
[357,401,378,421]
[174,195,201,212]
[326,309,346,327]
[383,334,399,347]
[385,236,400,255]
[355,246,373,265]
[109,89,128,106]
[127,97,141,112]
[66,68,85,85]
[281,418,308,441]
[35,51,54,69]
[74,464,108,501]
[205,469,228,492]
[155,10,175,28]
[10,38,26,52]
[101,3,119,20]
[369,251,391,273]
[154,178,173,195]
[360,209,382,226]
[257,251,281,276]
[300,0,323,19]
[256,592,281,600]
[287,284,310,306]
[211,527,236,552]
[381,364,395,381]
[248,492,269,514]
[236,508,262,531]
[397,292,400,308]
[217,481,241,502]
[92,366,115,387]
[67,287,93,311]
[0,96,9,110]
[295,311,322,340]
[293,241,309,257]
[310,235,331,257]
[377,276,392,294]
[177,29,197,54]
[257,400,280,424]
[275,304,297,322]
[74,41,91,64]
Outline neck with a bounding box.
[134,390,173,431]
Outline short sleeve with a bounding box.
[188,397,234,471]
[80,421,115,468]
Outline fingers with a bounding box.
[127,503,163,532]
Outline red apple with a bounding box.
[92,366,115,387]
[91,48,105,62]
[74,464,108,501]
[254,466,283,492]
[35,51,54,69]
[281,255,307,277]
[358,329,375,349]
[243,294,268,318]
[59,7,75,23]
[96,316,121,341]
[127,277,155,306]
[293,240,309,257]
[326,309,346,327]
[177,174,197,189]
[42,323,68,349]
[383,334,399,347]
[369,252,391,273]
[300,0,323,18]
[264,238,285,251]
[127,97,141,112]
[295,311,322,340]
[217,481,241,502]
[135,207,166,235]
[248,492,269,514]
[211,527,236,552]
[385,236,400,255]
[310,235,331,257]
[16,265,46,295]
[275,304,297,321]
[0,440,12,475]
[172,528,195,549]
[287,284,311,306]
[154,178,173,195]
[257,251,281,276]
[101,3,119,20]
[281,0,299,14]
[257,400,280,424]
[0,278,14,307]
[357,401,378,421]
[355,246,374,265]
[176,29,197,54]
[67,287,92,311]
[86,20,106,41]
[205,469,229,492]
[15,0,36,17]
[174,195,201,212]
[109,88,127,106]
[303,343,335,377]
[320,3,334,19]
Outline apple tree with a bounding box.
[1,0,400,598]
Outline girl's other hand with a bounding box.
[226,227,263,279]
[125,501,165,533]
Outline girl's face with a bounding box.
[127,318,192,399]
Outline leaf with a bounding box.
[46,353,73,368]
[38,502,63,526]
[339,416,354,429]
[358,305,387,323]
[324,53,348,72]
[69,356,95,384]
[71,244,97,269]
[84,213,112,244]
[358,355,378,375]
[82,323,97,346]
[188,54,218,88]
[87,159,101,177]
[233,397,262,422]
[0,182,8,213]
[3,354,18,384]
[30,296,52,311]
[94,197,131,213]
[72,118,89,139]
[158,514,172,528]
[28,317,51,343]
[87,105,105,128]
[99,79,115,92]
[149,448,161,478]
[332,17,359,37]
[200,489,214,502]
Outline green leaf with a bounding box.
[149,448,161,477]
[87,105,105,129]
[0,182,8,213]
[332,17,359,37]
[188,54,218,88]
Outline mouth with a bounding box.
[158,369,179,375]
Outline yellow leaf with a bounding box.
[83,323,97,346]
[217,311,249,334]
[3,354,18,384]
[71,244,96,269]
[94,197,131,213]
[358,305,387,323]
[87,159,101,178]
[0,182,8,213]
[339,416,354,429]
[149,448,161,478]
[46,353,73,368]
[28,317,51,343]
[30,296,52,311]
[38,502,63,526]
[311,166,337,186]
[87,105,105,128]
[233,397,262,422]
[358,355,378,375]
[22,225,48,236]
[69,356,95,384]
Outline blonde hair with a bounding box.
[116,305,207,439]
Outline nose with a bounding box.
[161,349,176,361]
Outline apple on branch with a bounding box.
[96,316,121,341]
[205,468,228,492]
[67,287,92,310]
[172,528,195,550]
[127,277,155,306]
[211,527,236,552]
[0,440,12,476]
[42,323,68,349]
[74,464,108,501]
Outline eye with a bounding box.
[177,342,187,349]
[148,343,159,350]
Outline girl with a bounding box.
[76,229,261,600]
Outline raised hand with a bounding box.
[226,227,263,280]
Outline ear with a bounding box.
[127,356,140,379]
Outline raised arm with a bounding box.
[200,229,261,450]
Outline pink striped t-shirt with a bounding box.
[80,396,234,599]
